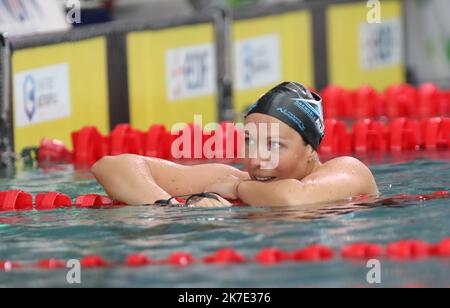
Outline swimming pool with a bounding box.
[0,153,449,288]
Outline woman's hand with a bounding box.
[203,175,242,200]
[188,194,232,208]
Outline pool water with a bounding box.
[0,153,449,288]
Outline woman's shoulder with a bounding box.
[318,156,378,195]
[324,156,366,168]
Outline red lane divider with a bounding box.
[321,83,449,119]
[0,190,449,213]
[4,237,450,271]
[36,116,449,165]
[0,191,127,212]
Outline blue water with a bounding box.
[0,153,449,288]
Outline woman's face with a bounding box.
[243,113,313,182]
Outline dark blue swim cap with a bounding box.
[245,82,325,150]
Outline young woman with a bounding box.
[92,82,379,207]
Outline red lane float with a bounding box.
[319,119,353,155]
[37,259,66,269]
[80,256,109,268]
[382,84,416,118]
[109,124,146,156]
[72,126,109,165]
[145,125,169,158]
[165,252,196,266]
[0,191,128,212]
[255,248,291,265]
[38,139,73,165]
[353,119,387,153]
[430,238,450,257]
[203,248,247,264]
[387,240,430,260]
[125,254,152,267]
[292,244,335,262]
[35,192,72,210]
[75,194,114,207]
[417,83,441,118]
[388,118,420,152]
[421,117,450,150]
[0,260,21,271]
[0,190,33,211]
[353,85,382,118]
[341,243,384,260]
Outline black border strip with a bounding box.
[106,33,130,130]
[312,4,330,91]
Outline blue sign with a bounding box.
[23,75,36,121]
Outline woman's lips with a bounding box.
[251,176,277,182]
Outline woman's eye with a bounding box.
[270,141,281,150]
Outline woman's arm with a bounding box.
[91,154,249,205]
[206,158,379,207]
[237,162,378,207]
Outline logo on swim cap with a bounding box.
[292,98,325,138]
[276,107,305,131]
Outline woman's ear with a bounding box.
[306,144,314,161]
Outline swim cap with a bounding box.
[245,82,325,150]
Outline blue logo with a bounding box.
[276,107,305,131]
[23,75,36,121]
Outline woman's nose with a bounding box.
[248,157,261,169]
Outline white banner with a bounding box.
[359,18,403,70]
[0,0,69,36]
[235,34,282,90]
[14,64,72,128]
[166,44,216,101]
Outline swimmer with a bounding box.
[92,82,379,207]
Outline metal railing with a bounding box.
[0,33,14,170]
